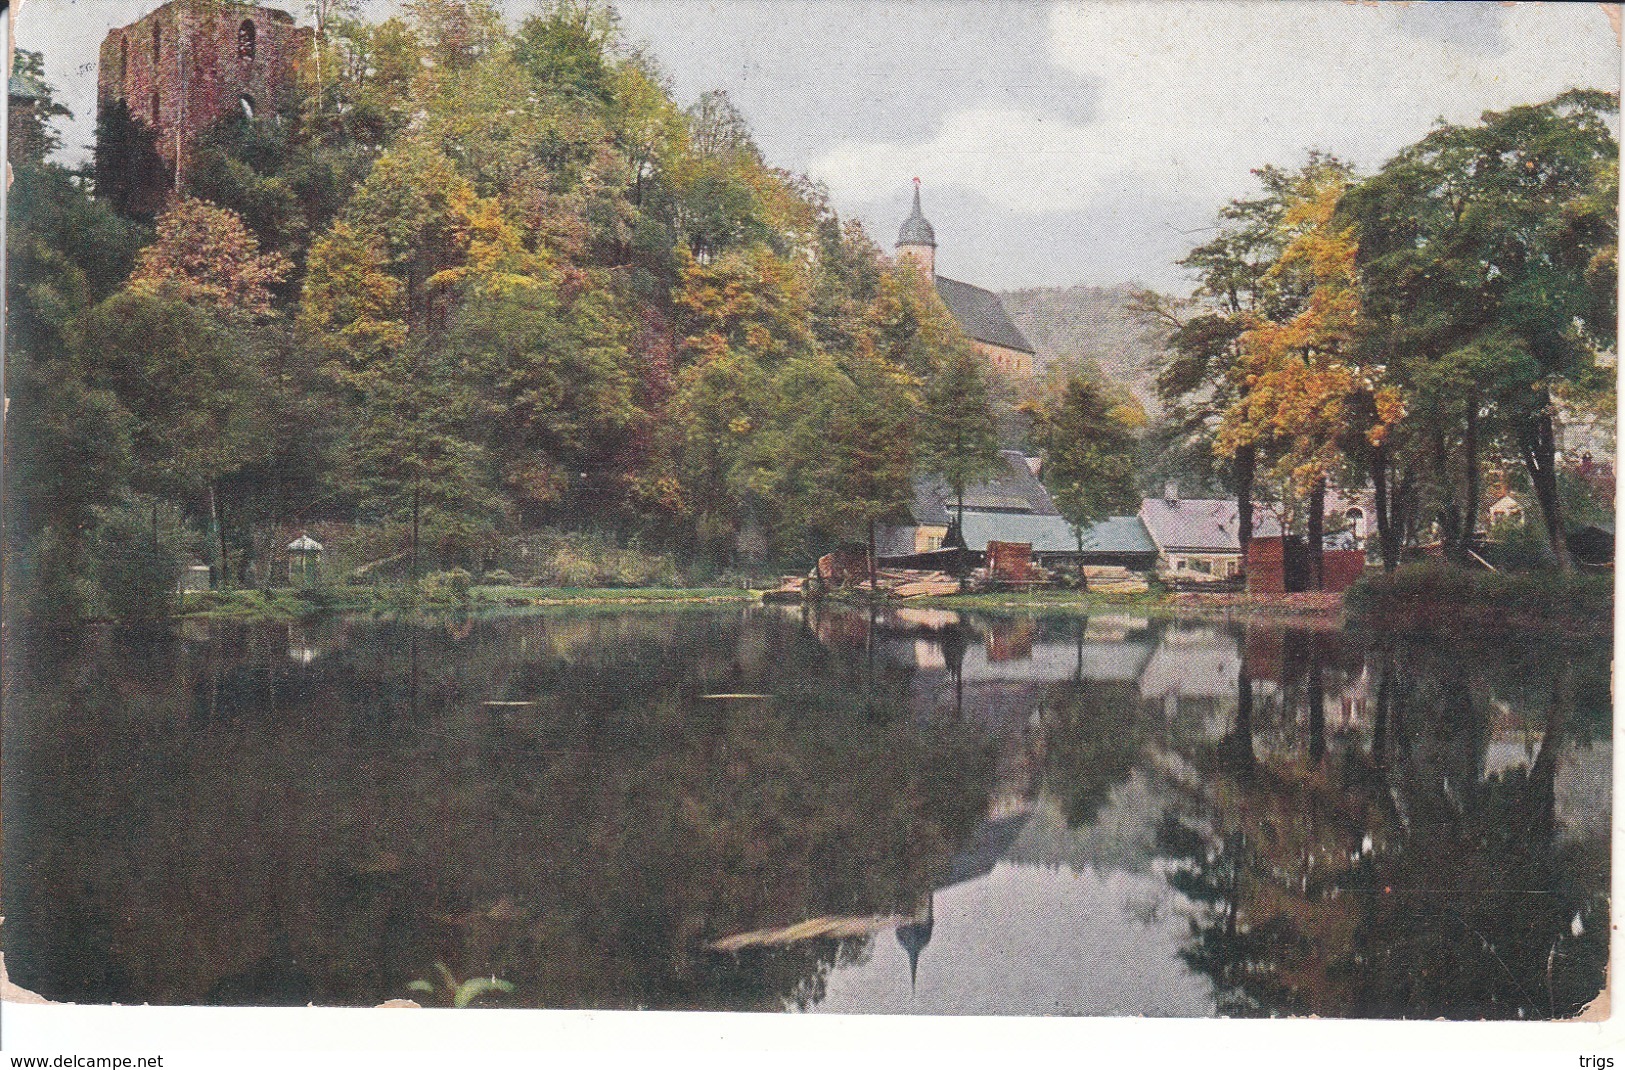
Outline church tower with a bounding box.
[896,177,937,277]
[893,178,1034,375]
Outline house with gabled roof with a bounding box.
[877,449,1056,556]
[1137,483,1273,578]
[878,450,1159,569]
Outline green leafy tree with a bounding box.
[918,344,1001,536]
[87,293,271,585]
[820,353,919,588]
[449,282,639,523]
[1023,366,1142,584]
[338,341,504,580]
[92,99,172,220]
[8,50,71,167]
[1343,90,1618,571]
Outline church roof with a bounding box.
[897,181,936,248]
[935,277,1035,355]
[916,451,1058,521]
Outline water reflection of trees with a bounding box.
[1156,627,1609,1019]
[3,609,1608,1018]
[3,612,996,1009]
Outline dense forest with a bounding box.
[3,0,1617,622]
[5,0,1035,619]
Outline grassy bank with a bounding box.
[897,587,1346,621]
[473,586,758,607]
[179,584,759,622]
[179,587,372,622]
[1345,564,1613,632]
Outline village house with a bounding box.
[1137,484,1254,579]
[876,450,1158,570]
[1138,482,1378,580]
[895,180,1037,376]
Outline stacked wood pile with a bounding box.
[845,568,959,599]
[1081,565,1150,594]
[795,563,962,601]
[816,547,871,585]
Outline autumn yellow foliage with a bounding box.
[1216,173,1404,494]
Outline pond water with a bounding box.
[1,603,1611,1018]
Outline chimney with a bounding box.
[1163,480,1179,504]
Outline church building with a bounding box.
[896,180,1036,377]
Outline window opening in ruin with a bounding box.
[152,22,162,65]
[240,94,256,120]
[239,20,257,62]
[151,91,161,125]
[120,37,129,85]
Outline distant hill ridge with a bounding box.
[999,283,1168,415]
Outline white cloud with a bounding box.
[811,1,1620,215]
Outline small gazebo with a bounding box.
[287,533,324,586]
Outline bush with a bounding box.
[501,529,682,589]
[94,498,193,623]
[481,568,516,586]
[419,567,473,605]
[24,526,102,624]
[1480,518,1557,572]
[1346,562,1611,629]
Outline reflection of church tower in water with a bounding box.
[894,892,935,991]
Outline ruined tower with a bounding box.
[97,0,312,194]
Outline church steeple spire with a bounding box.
[894,892,935,992]
[896,178,937,276]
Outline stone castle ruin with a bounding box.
[97,0,311,200]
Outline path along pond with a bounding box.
[2,603,1610,1017]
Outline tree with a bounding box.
[657,348,773,564]
[337,341,504,580]
[8,50,71,168]
[1343,90,1619,571]
[449,281,640,523]
[1215,167,1401,585]
[87,292,271,586]
[1135,161,1335,570]
[821,353,919,589]
[127,199,291,317]
[1023,365,1142,585]
[917,344,1001,538]
[92,98,172,221]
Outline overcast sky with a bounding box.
[14,0,1622,291]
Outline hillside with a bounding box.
[1000,284,1170,415]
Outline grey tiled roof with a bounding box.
[908,480,952,528]
[1138,498,1243,553]
[935,277,1035,355]
[959,513,1156,555]
[959,512,1077,552]
[1077,515,1160,555]
[904,450,1059,527]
